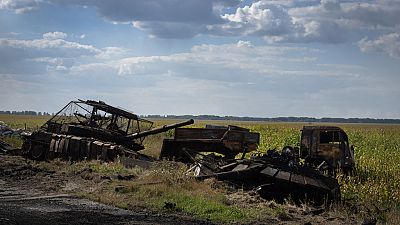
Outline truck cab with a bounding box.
[299,126,355,174]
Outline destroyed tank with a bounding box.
[21,100,194,161]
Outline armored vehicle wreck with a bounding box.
[21,100,193,161]
[162,124,354,204]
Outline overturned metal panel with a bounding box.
[195,152,341,205]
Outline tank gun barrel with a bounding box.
[124,119,194,140]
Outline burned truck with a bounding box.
[299,126,355,175]
[21,100,193,161]
[161,124,355,204]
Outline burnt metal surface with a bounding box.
[300,126,355,174]
[195,150,341,205]
[163,125,353,205]
[159,124,260,162]
[21,100,194,161]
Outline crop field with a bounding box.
[1,114,399,223]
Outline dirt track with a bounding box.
[0,154,364,225]
[0,192,213,225]
[0,155,213,225]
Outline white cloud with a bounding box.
[206,0,400,44]
[0,0,42,13]
[0,33,102,74]
[358,33,400,59]
[43,31,67,40]
[0,38,99,53]
[95,47,127,60]
[3,0,400,43]
[65,40,359,83]
[217,2,294,36]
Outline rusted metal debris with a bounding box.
[20,100,193,161]
[300,126,355,175]
[0,140,15,154]
[159,124,260,162]
[162,124,355,204]
[0,121,24,137]
[4,99,356,205]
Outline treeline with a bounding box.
[0,111,51,116]
[142,115,400,124]
[1,110,399,124]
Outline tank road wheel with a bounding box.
[21,140,32,156]
[30,143,46,160]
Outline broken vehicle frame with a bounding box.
[163,124,354,204]
[21,99,194,161]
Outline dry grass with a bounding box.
[38,159,270,223]
[0,114,50,129]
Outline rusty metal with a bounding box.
[195,149,341,204]
[21,100,194,161]
[163,125,354,204]
[159,124,260,162]
[300,126,355,174]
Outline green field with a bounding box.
[1,115,399,222]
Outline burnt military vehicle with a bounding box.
[159,124,260,162]
[161,124,354,204]
[21,100,193,161]
[299,126,355,174]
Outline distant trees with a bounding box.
[1,110,399,124]
[141,115,400,124]
[0,111,51,116]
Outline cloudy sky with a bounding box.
[0,0,399,118]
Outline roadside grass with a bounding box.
[0,114,50,148]
[42,159,273,223]
[0,136,23,148]
[0,114,50,129]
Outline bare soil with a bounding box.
[0,154,361,225]
[0,155,213,225]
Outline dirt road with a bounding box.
[0,154,364,225]
[0,155,213,225]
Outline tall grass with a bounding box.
[149,120,400,211]
[0,114,50,129]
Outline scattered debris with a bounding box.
[163,125,355,205]
[195,149,341,205]
[2,100,357,208]
[0,140,15,154]
[0,121,24,136]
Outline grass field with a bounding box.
[1,114,399,223]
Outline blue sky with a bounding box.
[0,0,399,118]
